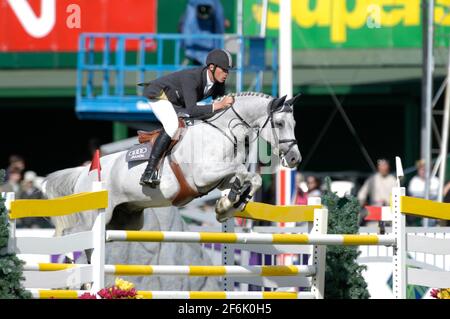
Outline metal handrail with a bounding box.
[76,33,278,121]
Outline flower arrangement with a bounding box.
[79,278,143,299]
[430,288,450,299]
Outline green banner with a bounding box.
[244,0,450,48]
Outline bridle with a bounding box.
[203,97,298,159]
[258,100,298,157]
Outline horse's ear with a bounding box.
[285,93,302,106]
[271,95,287,111]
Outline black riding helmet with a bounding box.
[205,49,233,72]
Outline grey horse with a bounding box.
[44,92,301,235]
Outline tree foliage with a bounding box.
[322,177,370,299]
[0,169,31,299]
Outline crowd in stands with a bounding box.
[0,154,51,228]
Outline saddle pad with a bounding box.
[126,143,152,162]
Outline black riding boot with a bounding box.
[139,131,172,187]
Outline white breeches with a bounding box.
[149,99,178,139]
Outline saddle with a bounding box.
[137,118,186,147]
[136,118,201,206]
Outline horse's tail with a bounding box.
[43,167,85,235]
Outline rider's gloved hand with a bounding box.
[213,96,234,111]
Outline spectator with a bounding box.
[180,0,227,65]
[293,173,308,205]
[8,154,25,172]
[407,159,440,226]
[293,172,308,230]
[306,176,322,197]
[357,159,397,228]
[17,171,51,229]
[5,154,25,180]
[18,171,43,200]
[0,167,22,195]
[444,181,450,203]
[357,158,397,207]
[439,181,450,226]
[408,159,440,199]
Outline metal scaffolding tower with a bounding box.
[423,0,450,208]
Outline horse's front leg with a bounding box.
[237,172,263,207]
[215,165,262,222]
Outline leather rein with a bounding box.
[202,99,298,158]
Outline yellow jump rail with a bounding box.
[235,201,321,222]
[401,196,450,221]
[9,190,108,219]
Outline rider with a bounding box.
[140,48,235,187]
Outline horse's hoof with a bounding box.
[215,196,238,223]
[216,209,235,223]
[216,213,231,223]
[216,196,232,213]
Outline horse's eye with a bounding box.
[275,121,284,128]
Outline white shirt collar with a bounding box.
[204,70,214,94]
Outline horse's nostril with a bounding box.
[291,157,296,163]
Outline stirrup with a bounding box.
[140,170,160,187]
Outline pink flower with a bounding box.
[430,288,450,299]
[78,278,143,299]
[430,289,439,298]
[79,292,97,299]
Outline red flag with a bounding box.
[89,149,101,181]
[364,206,382,221]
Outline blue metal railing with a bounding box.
[76,33,278,121]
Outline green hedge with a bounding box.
[322,177,370,299]
[0,169,31,299]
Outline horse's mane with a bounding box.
[213,91,272,103]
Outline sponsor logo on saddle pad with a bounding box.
[126,144,151,162]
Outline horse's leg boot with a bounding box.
[140,131,172,187]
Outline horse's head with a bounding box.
[259,94,302,168]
